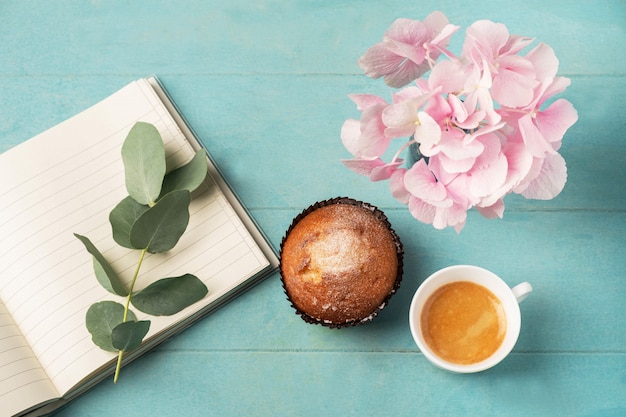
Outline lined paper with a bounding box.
[0,301,58,417]
[0,79,270,404]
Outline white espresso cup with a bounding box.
[409,265,532,373]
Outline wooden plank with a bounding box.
[0,1,623,76]
[57,351,626,417]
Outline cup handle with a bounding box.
[511,282,532,303]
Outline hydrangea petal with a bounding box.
[422,92,451,122]
[358,44,410,81]
[518,113,555,157]
[391,86,423,104]
[382,99,420,137]
[416,111,442,155]
[408,196,436,225]
[479,141,533,207]
[439,132,484,160]
[358,33,430,88]
[423,10,451,37]
[538,77,571,106]
[513,156,544,194]
[444,173,474,207]
[476,199,505,219]
[525,42,559,82]
[429,23,460,48]
[390,168,410,204]
[385,60,430,88]
[502,34,535,55]
[521,152,567,199]
[384,19,428,64]
[341,157,402,181]
[340,119,362,156]
[384,18,428,54]
[341,156,382,177]
[370,159,404,181]
[472,131,502,168]
[404,159,448,202]
[438,153,476,174]
[433,203,467,231]
[535,98,578,147]
[468,152,508,198]
[358,103,391,157]
[429,59,467,93]
[503,141,534,188]
[491,57,538,108]
[463,20,510,61]
[349,94,388,111]
[447,93,468,123]
[423,12,458,62]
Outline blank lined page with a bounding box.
[0,79,269,396]
[0,301,58,417]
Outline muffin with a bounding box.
[279,197,403,328]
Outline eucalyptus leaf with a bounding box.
[109,196,149,249]
[129,190,191,253]
[131,274,208,316]
[74,233,128,296]
[85,301,137,352]
[159,150,208,198]
[122,122,166,205]
[111,320,150,352]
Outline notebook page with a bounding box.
[0,301,58,417]
[0,79,269,395]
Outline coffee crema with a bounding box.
[420,281,506,365]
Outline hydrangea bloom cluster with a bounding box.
[341,11,578,232]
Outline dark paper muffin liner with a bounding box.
[279,197,404,328]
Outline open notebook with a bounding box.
[0,77,279,417]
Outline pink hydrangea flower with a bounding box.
[340,11,578,231]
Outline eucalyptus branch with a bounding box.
[75,122,209,383]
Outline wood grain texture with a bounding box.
[1,1,624,416]
[54,351,626,417]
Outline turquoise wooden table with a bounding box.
[1,1,625,416]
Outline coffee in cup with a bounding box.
[409,265,532,373]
